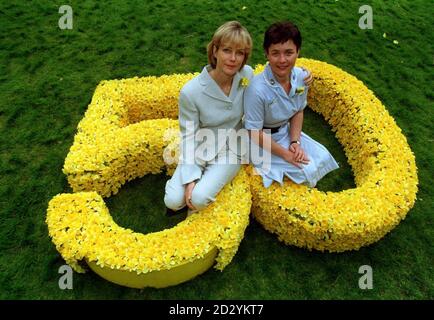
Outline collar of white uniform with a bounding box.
[263,63,298,97]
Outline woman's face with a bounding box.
[266,39,299,81]
[213,42,246,77]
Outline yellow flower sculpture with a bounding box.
[46,73,252,288]
[46,58,418,289]
[249,59,418,252]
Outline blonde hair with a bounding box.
[207,21,252,69]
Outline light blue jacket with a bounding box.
[178,64,254,184]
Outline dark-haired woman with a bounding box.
[244,21,339,188]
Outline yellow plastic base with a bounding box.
[86,247,219,288]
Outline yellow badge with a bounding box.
[295,86,305,95]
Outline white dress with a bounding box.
[243,64,339,188]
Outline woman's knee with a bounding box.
[164,173,187,210]
[164,181,185,210]
[164,192,185,210]
[190,187,212,211]
[190,164,241,210]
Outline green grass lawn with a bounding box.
[0,0,433,299]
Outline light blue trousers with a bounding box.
[164,154,241,212]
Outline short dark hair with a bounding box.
[263,21,302,53]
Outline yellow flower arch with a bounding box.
[46,58,418,288]
[249,59,418,252]
[46,73,252,288]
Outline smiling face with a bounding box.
[266,39,299,82]
[213,43,246,77]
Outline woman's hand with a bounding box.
[185,181,197,210]
[289,143,310,163]
[302,68,314,86]
[283,149,309,168]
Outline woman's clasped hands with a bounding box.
[284,143,309,168]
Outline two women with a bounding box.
[164,20,332,214]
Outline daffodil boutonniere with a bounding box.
[295,86,305,95]
[240,77,249,88]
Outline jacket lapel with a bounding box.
[229,71,242,101]
[199,66,231,103]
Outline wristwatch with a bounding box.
[290,140,301,145]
